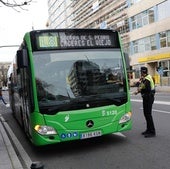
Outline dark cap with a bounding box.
[141,66,148,74]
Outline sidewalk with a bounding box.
[155,85,170,92]
[0,114,24,169]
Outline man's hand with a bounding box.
[133,91,138,95]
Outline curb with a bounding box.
[0,114,24,169]
[0,114,32,169]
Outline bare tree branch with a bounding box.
[0,0,33,11]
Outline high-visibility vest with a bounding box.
[145,74,155,90]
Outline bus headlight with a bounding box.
[34,125,57,135]
[119,112,132,124]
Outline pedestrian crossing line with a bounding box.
[131,99,170,105]
[152,109,170,114]
[112,132,126,138]
[139,107,170,114]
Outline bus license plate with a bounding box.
[81,130,102,139]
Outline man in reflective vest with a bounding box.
[135,66,156,138]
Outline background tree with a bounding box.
[0,0,33,11]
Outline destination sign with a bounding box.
[59,33,112,48]
[32,29,120,50]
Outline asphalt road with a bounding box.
[1,91,170,169]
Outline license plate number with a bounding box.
[81,130,102,139]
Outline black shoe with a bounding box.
[141,131,149,135]
[144,133,156,138]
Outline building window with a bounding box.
[167,31,170,47]
[131,8,154,30]
[160,32,167,48]
[159,30,170,48]
[148,8,154,23]
[150,35,157,50]
[158,60,170,77]
[132,35,156,54]
[138,39,145,52]
[133,41,138,53]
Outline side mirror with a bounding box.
[17,49,28,68]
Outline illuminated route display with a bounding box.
[30,29,120,51]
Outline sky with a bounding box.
[0,0,48,62]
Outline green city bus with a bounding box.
[8,29,132,146]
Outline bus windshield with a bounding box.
[33,49,127,113]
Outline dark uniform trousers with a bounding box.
[142,93,155,133]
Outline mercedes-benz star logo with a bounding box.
[86,120,94,128]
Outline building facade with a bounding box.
[0,62,10,87]
[127,0,170,86]
[47,0,170,86]
[48,0,73,28]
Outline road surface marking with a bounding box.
[113,132,126,138]
[131,99,170,105]
[139,107,170,114]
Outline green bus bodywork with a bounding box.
[8,29,132,146]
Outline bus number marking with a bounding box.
[102,110,117,116]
